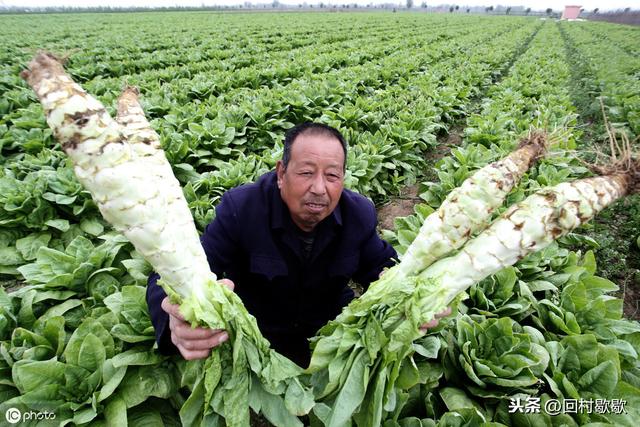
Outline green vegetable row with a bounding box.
[1,12,638,426]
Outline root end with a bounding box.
[517,129,549,166]
[116,86,142,119]
[20,51,67,89]
[588,99,639,194]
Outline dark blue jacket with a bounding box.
[146,171,397,366]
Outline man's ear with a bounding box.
[276,160,284,189]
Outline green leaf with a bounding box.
[580,250,597,275]
[111,348,164,368]
[249,376,302,427]
[121,258,152,283]
[80,217,104,236]
[88,272,121,302]
[582,276,618,294]
[42,192,77,205]
[397,357,420,389]
[412,336,441,359]
[104,395,128,426]
[12,359,66,393]
[118,365,178,409]
[284,378,315,416]
[577,360,617,396]
[326,349,369,427]
[45,219,70,232]
[98,360,128,403]
[526,280,557,293]
[110,324,155,343]
[0,247,23,266]
[494,267,517,301]
[64,318,114,364]
[397,230,417,248]
[65,235,95,259]
[128,397,183,426]
[73,406,98,424]
[180,375,205,426]
[15,233,52,261]
[77,333,106,372]
[39,299,83,323]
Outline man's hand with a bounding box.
[160,278,234,360]
[419,306,452,333]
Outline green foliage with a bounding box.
[1,11,638,427]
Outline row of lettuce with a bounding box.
[0,13,483,118]
[556,20,640,294]
[0,12,638,426]
[559,21,639,143]
[0,16,539,241]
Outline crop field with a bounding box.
[0,11,639,426]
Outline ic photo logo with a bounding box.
[5,407,21,424]
[4,407,56,424]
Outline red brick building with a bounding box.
[562,5,582,19]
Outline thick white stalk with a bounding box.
[395,133,547,279]
[22,53,315,427]
[21,52,212,302]
[419,173,632,303]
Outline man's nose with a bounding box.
[310,174,327,195]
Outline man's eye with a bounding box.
[299,172,312,176]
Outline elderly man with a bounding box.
[147,122,446,367]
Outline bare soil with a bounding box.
[376,128,463,231]
[622,277,640,320]
[377,184,421,231]
[1,279,25,294]
[250,411,274,427]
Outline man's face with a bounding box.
[276,132,345,232]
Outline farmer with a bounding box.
[146,122,449,367]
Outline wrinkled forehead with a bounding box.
[290,131,345,167]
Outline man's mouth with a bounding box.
[305,202,327,213]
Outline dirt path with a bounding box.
[377,129,463,231]
[377,184,421,231]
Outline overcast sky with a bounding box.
[1,0,638,11]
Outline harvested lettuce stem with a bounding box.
[21,52,212,303]
[22,52,310,427]
[328,133,548,328]
[394,131,548,280]
[420,170,637,304]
